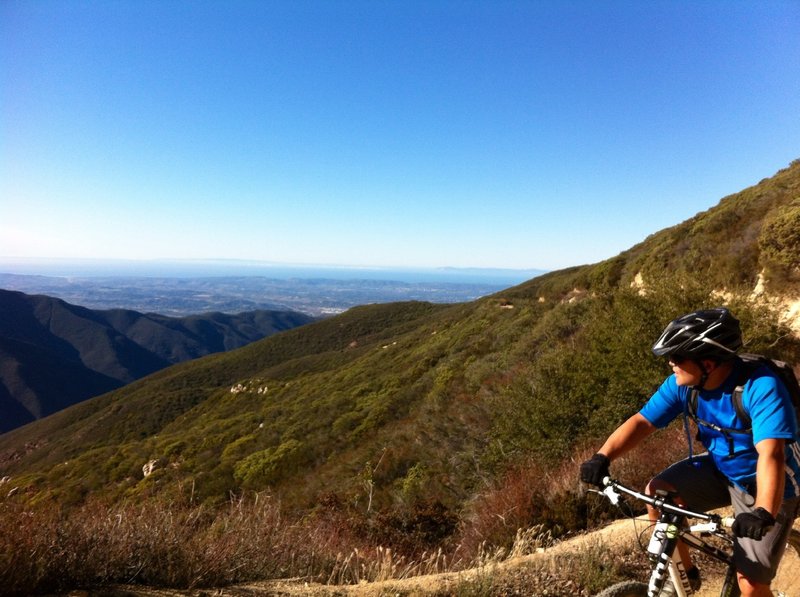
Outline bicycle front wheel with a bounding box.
[594,580,648,597]
[772,529,800,596]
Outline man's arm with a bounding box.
[754,437,786,516]
[597,412,658,460]
[731,438,786,540]
[580,413,658,486]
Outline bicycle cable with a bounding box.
[590,486,658,556]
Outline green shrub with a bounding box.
[233,439,308,488]
[760,200,800,284]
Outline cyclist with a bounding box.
[580,308,800,597]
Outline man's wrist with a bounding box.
[752,506,776,522]
[753,502,778,518]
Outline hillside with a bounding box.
[507,159,800,308]
[0,289,315,433]
[0,160,798,594]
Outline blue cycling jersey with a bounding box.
[640,360,800,498]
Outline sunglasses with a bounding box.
[668,354,688,365]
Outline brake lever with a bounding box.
[602,485,621,505]
[584,479,621,505]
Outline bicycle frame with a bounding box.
[600,477,739,597]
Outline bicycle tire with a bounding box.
[722,571,741,597]
[594,581,648,597]
[772,528,800,596]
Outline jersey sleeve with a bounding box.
[743,369,798,445]
[640,375,684,428]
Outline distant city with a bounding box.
[0,260,546,317]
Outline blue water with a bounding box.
[0,258,545,286]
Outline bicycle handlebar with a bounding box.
[599,476,734,528]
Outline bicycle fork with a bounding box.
[647,513,693,597]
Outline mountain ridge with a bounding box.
[507,159,800,302]
[0,289,315,433]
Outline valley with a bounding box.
[0,272,519,317]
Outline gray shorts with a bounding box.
[655,454,800,584]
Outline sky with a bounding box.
[2,1,799,272]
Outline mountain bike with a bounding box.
[589,477,800,597]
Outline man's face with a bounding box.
[669,356,704,387]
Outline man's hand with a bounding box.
[732,507,775,540]
[580,453,610,487]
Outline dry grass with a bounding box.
[456,423,690,557]
[0,427,694,595]
[1,493,323,593]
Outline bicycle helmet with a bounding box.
[652,308,742,362]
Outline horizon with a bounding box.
[3,2,799,271]
[0,256,547,285]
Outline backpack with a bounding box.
[686,353,800,456]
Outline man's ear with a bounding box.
[700,359,718,372]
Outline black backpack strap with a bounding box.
[686,382,752,458]
[682,387,700,464]
[731,384,751,429]
[730,355,762,427]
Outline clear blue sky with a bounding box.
[2,1,799,271]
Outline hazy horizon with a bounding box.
[0,256,546,285]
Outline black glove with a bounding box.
[732,507,775,540]
[580,453,610,487]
